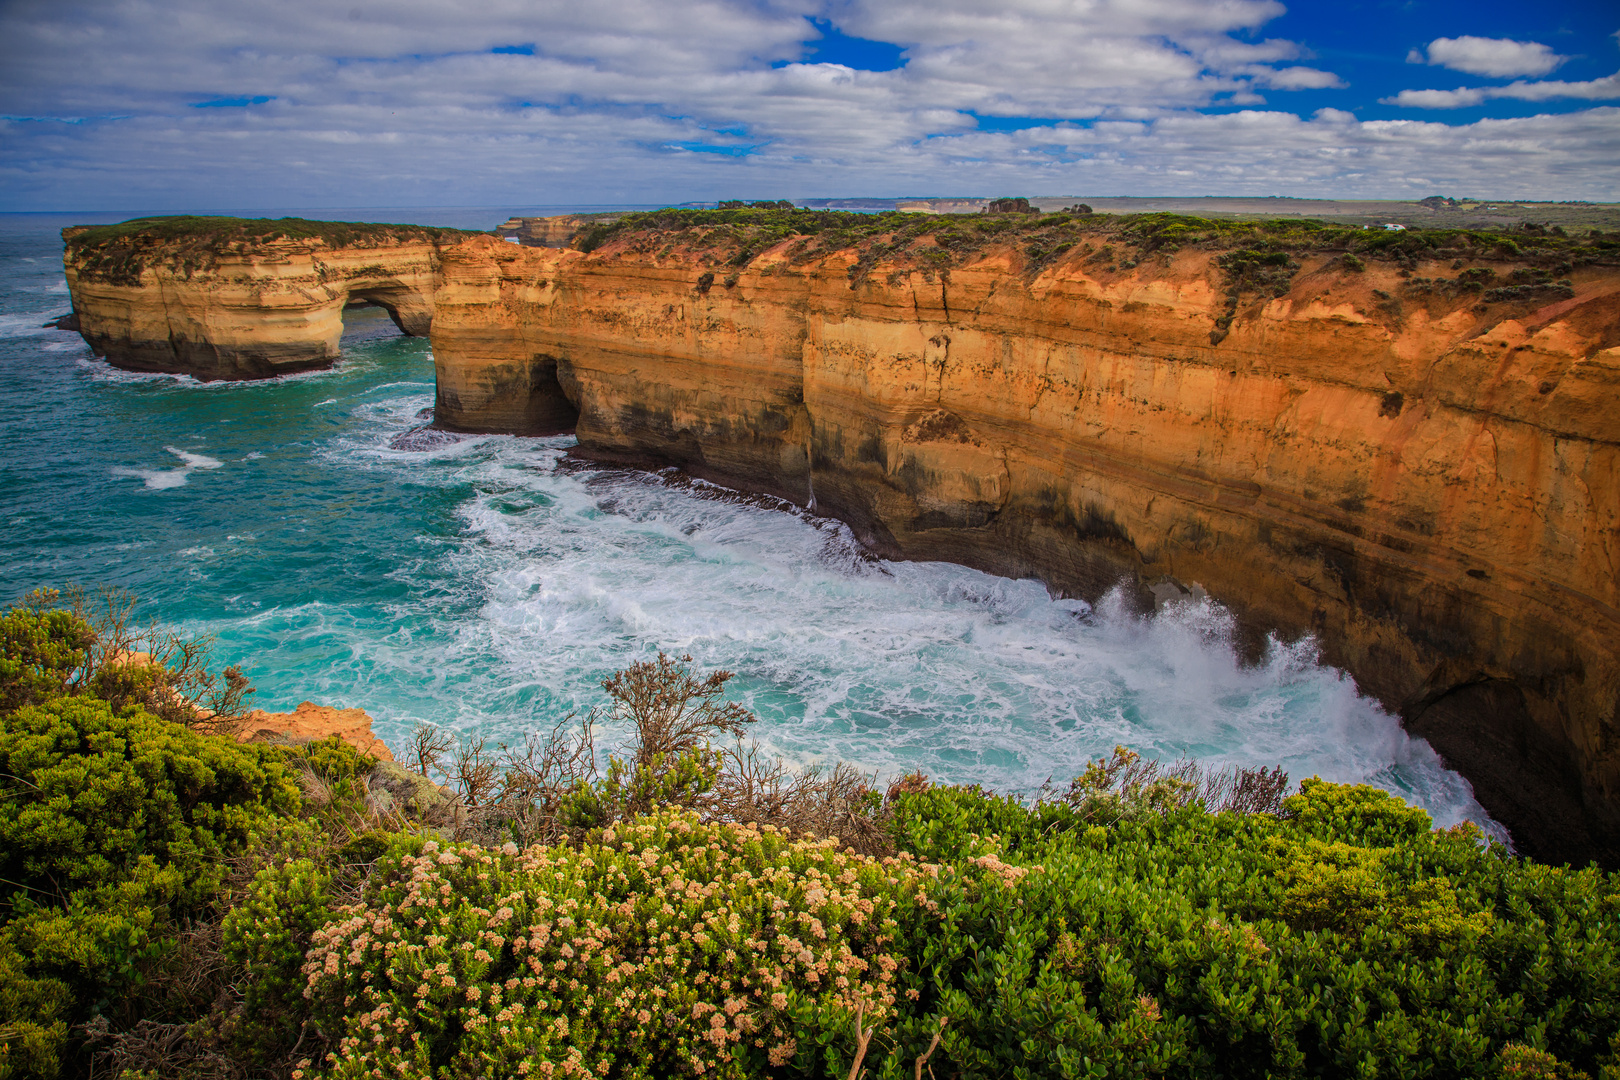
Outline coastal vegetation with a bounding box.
[63,217,479,287]
[572,206,1619,288]
[3,592,1619,1079]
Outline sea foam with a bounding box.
[309,408,1507,840]
[110,447,224,488]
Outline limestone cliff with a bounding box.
[62,217,472,380]
[496,213,631,248]
[59,211,1620,862]
[430,224,1620,864]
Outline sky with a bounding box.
[0,0,1616,211]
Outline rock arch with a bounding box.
[344,283,433,338]
[66,233,452,381]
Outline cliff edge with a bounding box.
[60,208,1620,863]
[429,210,1620,864]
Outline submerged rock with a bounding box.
[389,425,466,451]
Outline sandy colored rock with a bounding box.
[495,213,630,248]
[429,233,1620,864]
[62,228,459,380]
[240,701,395,762]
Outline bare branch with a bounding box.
[846,1002,873,1080]
[451,734,499,808]
[407,722,455,780]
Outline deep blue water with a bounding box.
[0,209,1504,836]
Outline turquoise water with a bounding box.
[0,210,1505,836]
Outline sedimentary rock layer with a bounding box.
[62,224,460,380]
[431,233,1620,864]
[496,213,631,248]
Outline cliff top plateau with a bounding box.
[829,196,1620,231]
[63,214,480,287]
[560,204,1619,281]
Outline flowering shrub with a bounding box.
[273,812,931,1080]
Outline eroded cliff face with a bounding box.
[496,213,630,248]
[432,233,1620,863]
[63,225,457,380]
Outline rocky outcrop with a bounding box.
[62,220,468,380]
[496,213,630,248]
[240,700,395,762]
[431,232,1620,864]
[237,703,460,818]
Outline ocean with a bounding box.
[0,207,1504,837]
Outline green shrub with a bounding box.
[0,608,91,714]
[220,856,338,1057]
[5,597,1618,1079]
[66,217,479,286]
[881,779,1620,1078]
[0,695,300,1075]
[0,945,71,1079]
[0,696,300,908]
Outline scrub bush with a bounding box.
[66,217,479,286]
[0,596,303,1078]
[0,694,302,1077]
[0,605,93,713]
[884,773,1620,1079]
[410,654,891,856]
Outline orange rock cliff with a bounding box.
[64,217,1620,864]
[240,701,395,762]
[62,220,468,380]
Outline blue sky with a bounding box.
[0,0,1615,211]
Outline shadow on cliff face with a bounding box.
[1409,680,1610,867]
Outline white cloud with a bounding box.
[1385,87,1488,109]
[1420,36,1566,78]
[1256,66,1346,90]
[0,0,1613,208]
[1385,73,1620,109]
[1492,72,1620,101]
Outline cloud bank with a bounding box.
[0,0,1615,209]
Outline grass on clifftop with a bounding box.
[4,589,1620,1080]
[575,206,1620,289]
[64,216,481,286]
